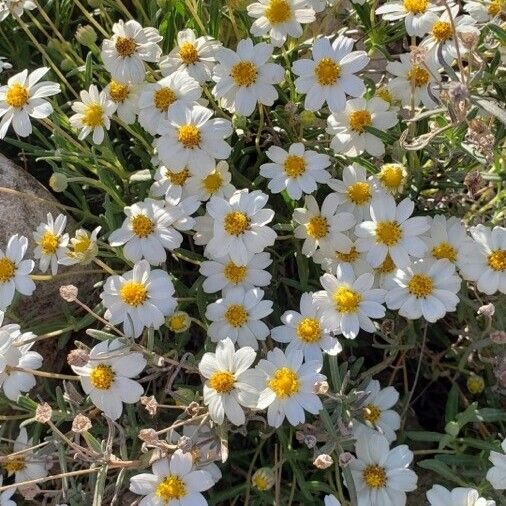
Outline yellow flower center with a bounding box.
[131,214,155,238]
[167,313,190,333]
[407,65,430,87]
[376,87,395,105]
[432,21,453,42]
[165,167,190,186]
[403,0,428,14]
[268,367,300,398]
[203,170,223,194]
[265,0,292,24]
[362,464,387,489]
[0,257,15,283]
[108,81,130,103]
[224,211,250,236]
[40,231,60,255]
[179,41,199,64]
[432,242,457,262]
[488,249,506,272]
[375,221,402,246]
[178,124,201,148]
[252,475,270,491]
[347,181,372,205]
[115,36,137,57]
[296,317,321,343]
[154,87,177,112]
[408,273,433,298]
[82,103,104,127]
[488,1,500,15]
[120,280,148,307]
[333,286,362,313]
[377,254,396,274]
[224,304,248,327]
[378,164,405,191]
[363,403,381,424]
[306,215,329,240]
[73,233,92,254]
[230,61,258,87]
[336,247,360,263]
[209,370,236,393]
[223,261,248,284]
[89,364,115,390]
[156,475,187,501]
[283,155,306,178]
[3,457,26,474]
[314,57,342,86]
[348,110,372,133]
[6,83,29,108]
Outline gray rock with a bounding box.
[0,153,100,326]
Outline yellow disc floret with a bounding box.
[306,216,329,240]
[375,221,402,246]
[156,475,187,501]
[363,403,381,424]
[403,0,428,14]
[488,249,506,272]
[115,36,137,57]
[333,286,362,313]
[268,367,300,398]
[407,273,433,298]
[230,61,258,87]
[224,304,248,327]
[283,155,306,178]
[348,110,372,133]
[432,242,457,262]
[179,42,199,64]
[314,58,341,86]
[109,81,130,103]
[296,317,321,343]
[89,364,115,390]
[6,83,29,108]
[131,214,155,238]
[178,124,201,148]
[347,181,372,205]
[224,211,250,236]
[362,464,387,489]
[120,280,148,306]
[82,103,104,127]
[0,258,16,283]
[40,231,60,255]
[209,370,236,393]
[224,261,248,284]
[265,0,292,24]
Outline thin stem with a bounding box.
[8,366,79,381]
[72,0,109,37]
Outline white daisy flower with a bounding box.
[200,252,272,294]
[155,103,233,173]
[374,254,400,289]
[314,264,386,339]
[328,164,375,221]
[423,215,471,267]
[109,197,199,265]
[0,1,35,22]
[420,6,476,65]
[199,337,258,425]
[375,83,402,113]
[385,258,461,322]
[0,323,42,401]
[160,28,221,83]
[129,450,215,505]
[69,84,115,144]
[71,338,146,420]
[0,56,12,73]
[260,142,331,200]
[354,193,430,269]
[212,39,284,116]
[386,52,440,109]
[138,72,202,135]
[193,213,215,248]
[0,67,60,139]
[348,433,417,506]
[247,0,316,47]
[33,212,69,275]
[206,189,276,265]
[353,379,400,443]
[206,286,273,350]
[4,428,47,484]
[327,96,399,157]
[459,225,506,295]
[251,347,326,427]
[166,424,222,484]
[293,194,356,257]
[185,160,236,202]
[372,163,408,195]
[101,19,162,83]
[427,485,496,506]
[464,0,503,22]
[324,495,342,506]
[271,292,342,363]
[375,0,443,37]
[105,80,140,124]
[100,260,177,338]
[59,226,101,266]
[0,234,35,310]
[487,437,506,489]
[292,36,369,112]
[150,164,193,206]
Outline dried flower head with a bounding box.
[67,348,89,367]
[35,402,53,424]
[314,453,333,469]
[140,395,159,416]
[59,284,78,302]
[491,331,506,345]
[72,414,92,433]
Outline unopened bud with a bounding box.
[60,58,75,72]
[35,402,52,424]
[339,451,353,467]
[448,81,469,103]
[76,25,97,47]
[445,421,460,437]
[49,172,68,192]
[314,380,329,395]
[300,110,316,127]
[72,414,92,433]
[459,26,480,50]
[67,348,89,367]
[251,467,275,491]
[478,303,495,318]
[313,453,333,469]
[60,284,78,302]
[467,374,485,394]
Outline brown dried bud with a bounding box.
[140,395,159,416]
[314,381,329,395]
[284,101,297,115]
[458,26,480,50]
[381,319,395,335]
[409,45,427,65]
[313,453,333,469]
[185,401,201,417]
[491,331,506,344]
[59,285,78,302]
[72,414,92,433]
[339,451,353,467]
[138,428,159,444]
[67,349,89,367]
[464,170,485,198]
[35,402,52,424]
[478,303,495,318]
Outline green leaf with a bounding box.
[445,384,459,424]
[488,23,506,43]
[474,98,506,125]
[417,459,468,486]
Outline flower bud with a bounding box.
[313,454,333,469]
[252,467,275,491]
[76,25,97,47]
[300,110,316,127]
[339,451,353,467]
[467,374,485,394]
[478,303,495,318]
[49,172,68,192]
[60,58,75,72]
[166,311,191,333]
[445,421,460,437]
